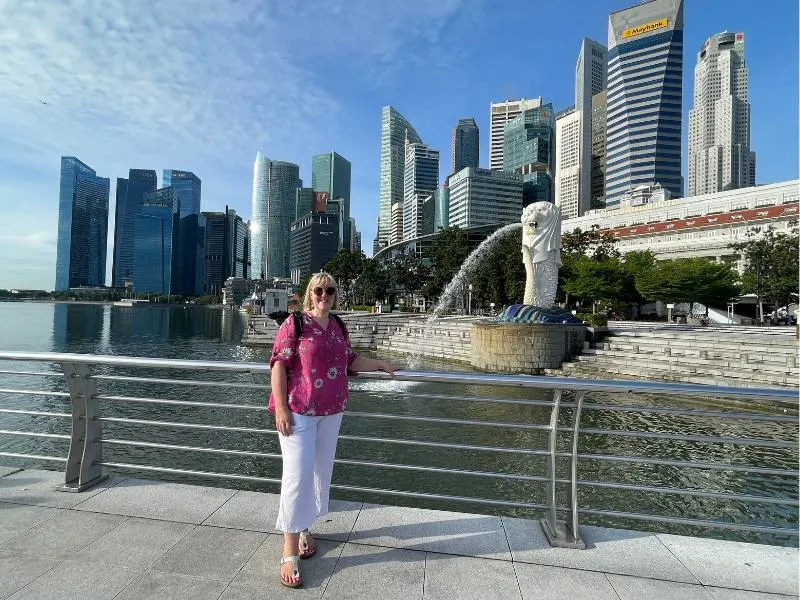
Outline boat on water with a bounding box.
[112,299,150,307]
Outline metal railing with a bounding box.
[0,350,797,549]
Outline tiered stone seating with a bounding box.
[375,316,477,363]
[549,324,799,388]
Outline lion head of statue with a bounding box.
[521,201,562,264]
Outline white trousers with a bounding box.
[275,412,343,534]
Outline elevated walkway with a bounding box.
[1,468,796,600]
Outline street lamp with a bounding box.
[468,284,473,315]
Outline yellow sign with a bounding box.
[622,18,668,39]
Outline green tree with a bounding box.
[422,227,470,299]
[358,258,389,306]
[388,251,429,309]
[731,224,799,314]
[622,250,657,315]
[563,257,630,313]
[562,225,620,261]
[636,258,740,315]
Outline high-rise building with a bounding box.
[435,183,450,231]
[605,0,684,208]
[489,98,542,170]
[289,212,340,285]
[575,38,608,215]
[403,142,439,242]
[503,103,555,205]
[163,170,202,295]
[591,91,608,209]
[350,219,362,254]
[555,107,582,220]
[55,157,110,291]
[295,187,314,221]
[250,153,300,279]
[312,152,352,249]
[377,106,422,252]
[133,187,179,294]
[688,31,754,196]
[112,169,156,287]
[447,167,523,229]
[451,118,479,174]
[201,207,249,295]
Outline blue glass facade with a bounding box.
[503,104,554,205]
[133,187,179,294]
[451,118,479,174]
[112,169,156,287]
[163,170,202,295]
[605,0,684,207]
[55,157,110,291]
[312,152,352,250]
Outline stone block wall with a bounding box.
[470,322,586,374]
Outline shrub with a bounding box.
[576,313,608,327]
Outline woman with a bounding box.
[269,272,396,588]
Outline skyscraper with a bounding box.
[250,153,299,279]
[688,31,754,196]
[377,106,422,253]
[555,107,582,220]
[575,38,608,215]
[201,207,249,295]
[312,152,352,249]
[489,98,542,170]
[133,187,179,294]
[163,170,202,295]
[55,157,110,291]
[403,142,439,242]
[112,169,156,287]
[447,168,523,229]
[503,103,555,205]
[605,0,684,208]
[451,118,479,174]
[591,91,608,208]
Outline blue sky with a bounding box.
[0,0,797,290]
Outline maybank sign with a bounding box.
[622,18,668,39]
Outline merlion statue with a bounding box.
[521,201,562,308]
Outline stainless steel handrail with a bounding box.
[0,350,797,547]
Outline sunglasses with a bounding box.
[313,287,337,297]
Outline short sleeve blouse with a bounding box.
[267,313,358,416]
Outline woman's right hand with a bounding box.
[275,407,294,436]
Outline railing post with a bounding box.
[58,362,107,492]
[540,388,585,549]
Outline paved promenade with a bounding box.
[0,468,797,599]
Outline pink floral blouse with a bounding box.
[268,313,358,416]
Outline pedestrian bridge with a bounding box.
[0,351,797,599]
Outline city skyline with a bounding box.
[1,0,798,289]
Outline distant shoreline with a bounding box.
[3,299,229,309]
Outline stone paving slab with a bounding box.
[114,571,228,600]
[0,469,123,509]
[0,503,62,544]
[349,504,511,559]
[0,551,60,599]
[0,510,126,560]
[503,519,699,583]
[607,573,717,600]
[70,517,195,571]
[706,588,800,600]
[513,563,621,600]
[4,559,139,600]
[424,553,521,600]
[657,533,800,596]
[73,477,236,524]
[149,525,266,582]
[0,467,21,478]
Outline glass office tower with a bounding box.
[503,104,555,205]
[163,169,202,295]
[112,169,157,287]
[605,0,684,207]
[55,157,110,291]
[133,187,179,294]
[451,118,479,174]
[312,152,351,250]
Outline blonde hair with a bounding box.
[302,272,339,311]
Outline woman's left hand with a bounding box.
[381,361,397,376]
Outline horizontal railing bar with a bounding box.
[98,417,274,434]
[578,508,799,536]
[0,408,71,418]
[97,461,549,510]
[0,370,62,378]
[345,411,552,431]
[0,430,70,440]
[99,439,550,483]
[579,403,797,422]
[0,388,70,398]
[1,352,796,402]
[92,375,269,391]
[0,452,67,462]
[352,388,558,408]
[339,434,550,456]
[96,395,267,411]
[576,479,797,506]
[578,428,797,448]
[575,453,797,477]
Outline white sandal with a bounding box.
[280,555,302,588]
[299,530,317,559]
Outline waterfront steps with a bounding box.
[549,325,799,388]
[0,468,796,600]
[376,316,476,363]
